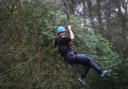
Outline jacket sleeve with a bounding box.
[66,37,71,43]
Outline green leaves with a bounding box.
[0,0,127,89]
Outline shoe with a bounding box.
[78,78,86,86]
[101,70,108,77]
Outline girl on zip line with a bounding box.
[54,25,108,86]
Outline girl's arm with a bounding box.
[68,25,74,40]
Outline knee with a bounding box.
[76,56,90,64]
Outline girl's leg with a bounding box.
[81,65,90,80]
[76,53,102,75]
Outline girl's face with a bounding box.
[58,32,66,38]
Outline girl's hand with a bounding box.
[68,25,74,40]
[68,25,72,30]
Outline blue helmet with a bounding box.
[56,26,66,34]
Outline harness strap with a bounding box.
[72,50,77,64]
[64,48,78,64]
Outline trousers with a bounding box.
[66,50,102,79]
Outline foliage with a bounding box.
[0,0,127,89]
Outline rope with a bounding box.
[63,0,70,25]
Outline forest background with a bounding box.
[0,0,128,89]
